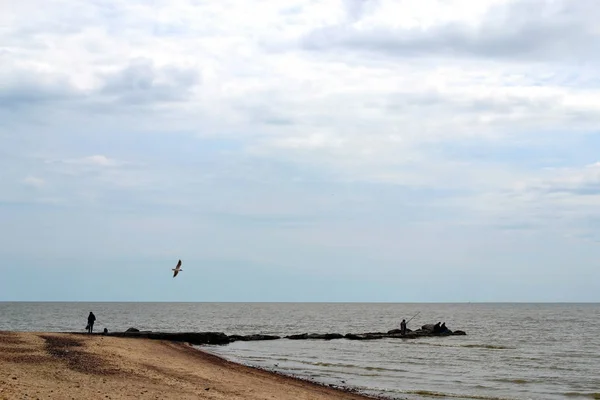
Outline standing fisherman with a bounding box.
[400,319,407,335]
[87,312,96,334]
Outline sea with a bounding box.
[1,302,598,400]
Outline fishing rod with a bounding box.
[406,311,420,324]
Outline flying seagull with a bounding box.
[172,259,183,278]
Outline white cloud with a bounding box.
[23,175,45,188]
[518,162,600,196]
[99,58,201,104]
[300,0,600,63]
[4,0,599,211]
[66,155,119,167]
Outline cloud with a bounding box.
[0,61,200,116]
[39,155,122,178]
[300,0,600,63]
[5,0,600,193]
[519,162,600,196]
[342,0,377,21]
[0,70,82,109]
[23,175,45,188]
[99,58,201,104]
[61,155,119,167]
[2,0,600,301]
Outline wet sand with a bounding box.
[0,331,378,400]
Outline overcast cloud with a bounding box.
[1,0,599,301]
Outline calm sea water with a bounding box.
[1,302,598,400]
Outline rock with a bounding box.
[84,325,467,346]
[108,331,230,345]
[386,333,403,338]
[418,324,457,335]
[148,332,230,345]
[246,334,280,341]
[286,333,344,340]
[387,332,419,339]
[386,328,413,335]
[228,334,280,342]
[343,333,362,340]
[318,333,344,340]
[286,333,309,340]
[344,333,386,340]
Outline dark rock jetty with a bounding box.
[72,323,466,346]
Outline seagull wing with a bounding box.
[176,259,182,268]
[173,269,179,278]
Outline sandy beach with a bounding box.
[0,331,377,400]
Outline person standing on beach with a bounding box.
[400,319,407,335]
[87,312,96,334]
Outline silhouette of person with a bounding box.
[400,319,407,335]
[87,312,96,334]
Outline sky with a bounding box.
[1,0,600,302]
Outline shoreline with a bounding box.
[0,331,392,400]
[197,345,393,400]
[193,344,393,400]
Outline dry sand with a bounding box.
[0,331,378,400]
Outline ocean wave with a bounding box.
[305,360,408,373]
[461,344,512,350]
[402,390,518,400]
[563,392,600,399]
[545,364,579,371]
[244,356,275,362]
[309,361,357,368]
[364,365,409,373]
[491,378,532,384]
[408,342,512,350]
